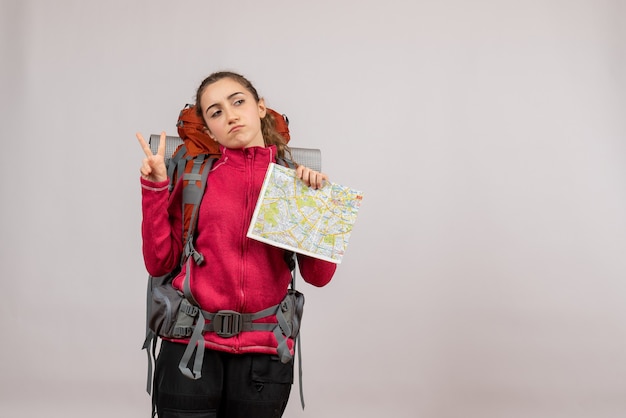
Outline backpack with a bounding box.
[175,103,290,158]
[141,105,308,414]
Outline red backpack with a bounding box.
[175,103,290,158]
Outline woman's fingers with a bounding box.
[157,131,166,157]
[312,171,329,189]
[137,131,168,182]
[296,165,329,190]
[137,131,167,158]
[136,132,153,158]
[140,159,153,178]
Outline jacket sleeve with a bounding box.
[140,177,183,277]
[296,253,337,287]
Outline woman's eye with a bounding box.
[233,99,244,106]
[210,110,222,118]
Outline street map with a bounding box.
[247,163,363,263]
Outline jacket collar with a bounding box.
[219,145,277,169]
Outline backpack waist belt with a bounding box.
[178,300,295,380]
[203,305,279,338]
[173,304,279,339]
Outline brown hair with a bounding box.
[195,71,291,159]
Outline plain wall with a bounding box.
[1,0,625,417]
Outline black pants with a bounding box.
[154,340,293,418]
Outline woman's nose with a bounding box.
[224,107,238,122]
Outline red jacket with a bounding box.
[141,145,336,356]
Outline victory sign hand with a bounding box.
[137,131,167,183]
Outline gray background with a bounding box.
[1,0,625,417]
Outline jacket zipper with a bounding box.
[239,150,255,314]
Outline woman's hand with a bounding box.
[296,165,329,190]
[137,131,167,183]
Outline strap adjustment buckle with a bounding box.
[179,303,199,316]
[172,326,194,338]
[212,310,243,338]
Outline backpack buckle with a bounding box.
[212,310,242,338]
[173,326,194,338]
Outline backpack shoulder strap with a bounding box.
[276,156,297,273]
[176,153,220,380]
[177,154,215,297]
[167,144,189,192]
[181,154,214,266]
[276,155,296,170]
[275,155,307,409]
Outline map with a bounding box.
[247,163,363,264]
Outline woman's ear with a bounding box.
[203,127,217,142]
[258,97,267,119]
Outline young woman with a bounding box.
[136,71,337,418]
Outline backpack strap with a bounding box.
[176,155,214,380]
[276,155,306,409]
[289,263,306,409]
[181,154,212,268]
[167,145,188,192]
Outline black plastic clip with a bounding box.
[212,310,243,338]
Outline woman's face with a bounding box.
[200,77,267,149]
